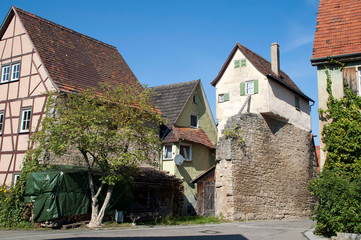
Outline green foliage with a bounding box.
[31,83,164,226]
[312,63,361,236]
[310,169,361,237]
[223,125,244,145]
[0,154,45,228]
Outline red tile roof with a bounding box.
[211,43,313,102]
[8,7,141,93]
[163,127,216,149]
[312,0,361,60]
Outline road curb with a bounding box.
[304,228,329,240]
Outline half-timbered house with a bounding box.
[0,7,141,185]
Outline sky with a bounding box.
[0,0,321,144]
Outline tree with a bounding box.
[31,83,164,228]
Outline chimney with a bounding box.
[271,42,280,77]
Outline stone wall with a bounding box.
[215,113,317,220]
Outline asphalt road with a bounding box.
[0,219,323,240]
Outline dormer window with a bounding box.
[190,114,198,128]
[1,62,21,83]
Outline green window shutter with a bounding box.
[234,60,240,68]
[224,93,230,101]
[254,80,259,94]
[295,96,300,110]
[240,82,245,96]
[241,59,246,67]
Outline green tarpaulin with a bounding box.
[24,166,133,222]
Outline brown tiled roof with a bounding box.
[311,0,361,60]
[150,80,199,127]
[10,7,141,93]
[211,43,313,102]
[163,127,216,149]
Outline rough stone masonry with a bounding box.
[215,113,317,220]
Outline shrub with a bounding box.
[310,169,361,237]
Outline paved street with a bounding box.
[0,219,325,240]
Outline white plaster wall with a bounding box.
[268,81,311,131]
[215,48,311,135]
[216,49,269,133]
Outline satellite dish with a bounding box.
[174,154,185,166]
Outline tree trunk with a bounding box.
[88,185,114,228]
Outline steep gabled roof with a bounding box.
[211,43,313,102]
[1,7,141,93]
[150,80,199,127]
[163,127,216,149]
[311,0,361,61]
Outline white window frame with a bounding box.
[358,68,361,96]
[190,114,198,128]
[1,63,21,83]
[246,81,254,95]
[163,144,173,160]
[0,111,4,135]
[11,63,20,81]
[13,174,21,185]
[180,144,192,161]
[20,108,32,133]
[1,65,10,83]
[218,94,224,103]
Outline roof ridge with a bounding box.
[150,79,199,89]
[13,6,117,50]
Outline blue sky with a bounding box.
[0,0,320,143]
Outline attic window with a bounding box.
[193,94,198,104]
[234,60,240,68]
[241,59,246,67]
[190,114,198,128]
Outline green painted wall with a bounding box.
[175,85,217,143]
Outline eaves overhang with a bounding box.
[311,52,361,66]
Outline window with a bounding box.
[11,63,20,81]
[240,80,259,96]
[13,174,20,185]
[218,93,230,103]
[358,69,361,96]
[0,112,4,135]
[193,94,198,104]
[190,114,198,128]
[1,65,10,83]
[234,60,240,68]
[163,144,173,159]
[246,81,254,95]
[295,96,300,111]
[241,59,246,67]
[180,144,192,161]
[1,62,20,83]
[20,109,32,133]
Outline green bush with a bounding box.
[310,169,361,237]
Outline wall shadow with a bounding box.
[48,235,248,240]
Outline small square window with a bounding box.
[190,114,198,128]
[218,93,229,103]
[163,144,173,159]
[20,109,32,133]
[234,60,240,68]
[0,112,4,135]
[1,65,10,83]
[11,63,20,81]
[180,144,192,161]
